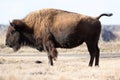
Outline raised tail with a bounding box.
[96,13,113,19]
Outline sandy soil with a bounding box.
[0,52,120,80]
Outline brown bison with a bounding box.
[6,8,112,66]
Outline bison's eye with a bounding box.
[11,31,16,34]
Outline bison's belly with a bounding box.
[55,34,84,48]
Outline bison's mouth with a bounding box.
[12,44,21,52]
[6,43,20,52]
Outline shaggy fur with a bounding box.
[6,8,113,66]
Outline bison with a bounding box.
[5,8,112,66]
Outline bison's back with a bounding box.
[23,8,84,27]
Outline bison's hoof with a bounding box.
[53,57,57,61]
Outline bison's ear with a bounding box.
[10,19,25,30]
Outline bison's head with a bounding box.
[6,19,44,52]
[5,20,26,51]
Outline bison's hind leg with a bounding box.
[95,45,100,66]
[86,41,100,67]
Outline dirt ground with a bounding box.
[0,52,120,80]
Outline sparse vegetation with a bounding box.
[0,56,120,80]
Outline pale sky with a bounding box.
[0,0,120,24]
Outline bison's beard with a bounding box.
[13,43,21,52]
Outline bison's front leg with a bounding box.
[47,53,53,66]
[43,39,58,66]
[44,41,58,66]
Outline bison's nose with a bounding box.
[5,43,8,46]
[9,45,12,47]
[6,43,12,47]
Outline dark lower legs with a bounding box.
[86,42,100,67]
[95,47,100,66]
[48,55,53,66]
[43,40,58,66]
[89,53,95,66]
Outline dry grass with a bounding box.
[0,56,120,80]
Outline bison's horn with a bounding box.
[9,21,14,27]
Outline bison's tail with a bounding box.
[96,13,113,19]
